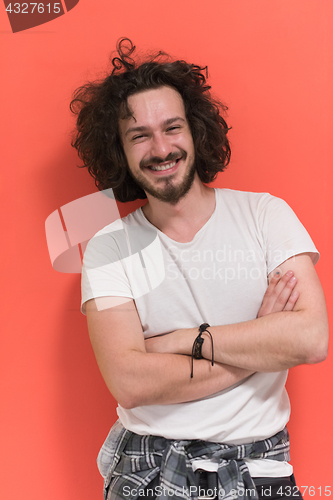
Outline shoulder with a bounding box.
[214,188,285,213]
[83,206,157,267]
[82,211,136,267]
[214,189,302,233]
[91,206,144,238]
[215,187,273,202]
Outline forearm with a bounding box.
[87,298,254,409]
[210,311,328,370]
[169,310,328,372]
[101,350,253,409]
[148,256,329,372]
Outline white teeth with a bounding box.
[149,161,178,171]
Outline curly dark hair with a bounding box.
[70,38,231,203]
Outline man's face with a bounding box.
[119,86,196,204]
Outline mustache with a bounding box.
[140,150,187,169]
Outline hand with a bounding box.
[257,270,299,318]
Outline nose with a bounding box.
[150,133,170,159]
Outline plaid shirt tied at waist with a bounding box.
[103,424,290,500]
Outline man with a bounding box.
[71,39,328,499]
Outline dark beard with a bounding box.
[131,150,196,205]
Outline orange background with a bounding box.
[1,1,332,498]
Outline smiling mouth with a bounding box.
[147,159,181,171]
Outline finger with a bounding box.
[271,275,298,313]
[272,270,294,294]
[257,271,282,317]
[269,270,295,302]
[262,270,292,312]
[263,271,282,303]
[283,290,299,311]
[267,270,282,288]
[258,270,297,317]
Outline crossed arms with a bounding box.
[86,253,328,409]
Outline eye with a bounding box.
[167,126,181,133]
[132,134,146,142]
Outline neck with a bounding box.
[142,176,216,242]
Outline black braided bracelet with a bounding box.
[190,323,214,378]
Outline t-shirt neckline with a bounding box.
[138,188,219,245]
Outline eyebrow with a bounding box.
[125,116,186,136]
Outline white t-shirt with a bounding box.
[81,188,319,477]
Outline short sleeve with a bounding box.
[81,220,134,314]
[81,219,164,314]
[258,195,319,275]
